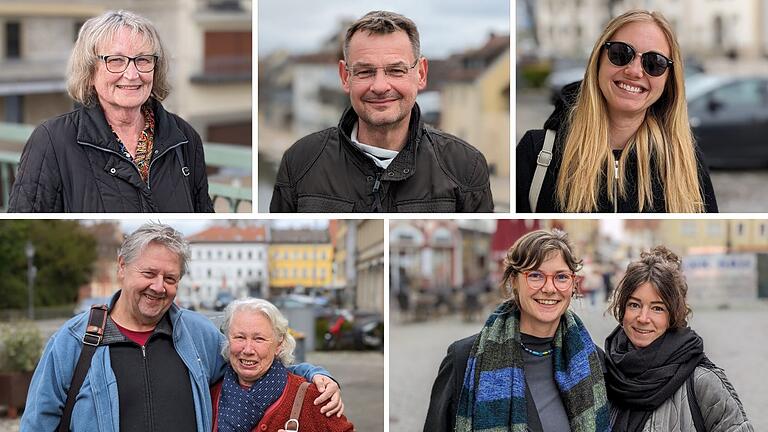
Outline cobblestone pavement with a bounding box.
[391,300,768,431]
[515,88,768,213]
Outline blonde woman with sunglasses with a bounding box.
[517,10,718,213]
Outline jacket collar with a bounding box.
[76,98,189,155]
[100,289,175,345]
[338,103,424,181]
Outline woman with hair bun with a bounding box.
[605,246,752,431]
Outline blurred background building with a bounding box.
[0,0,252,211]
[258,0,510,211]
[391,219,768,323]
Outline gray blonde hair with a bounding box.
[343,10,421,62]
[118,223,190,277]
[220,298,296,366]
[499,229,583,304]
[67,10,170,106]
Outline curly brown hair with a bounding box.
[499,229,583,305]
[609,245,691,328]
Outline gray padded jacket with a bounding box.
[611,366,753,432]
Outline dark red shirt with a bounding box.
[114,321,154,346]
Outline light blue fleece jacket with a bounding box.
[20,301,326,431]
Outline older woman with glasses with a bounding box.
[604,246,752,431]
[424,229,610,431]
[517,9,718,213]
[9,10,213,212]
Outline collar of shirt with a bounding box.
[350,122,399,169]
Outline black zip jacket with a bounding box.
[8,98,214,212]
[516,81,718,213]
[103,313,196,432]
[270,104,493,213]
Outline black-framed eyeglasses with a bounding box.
[345,58,419,82]
[603,41,673,77]
[523,270,576,291]
[98,54,158,73]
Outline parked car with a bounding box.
[213,292,235,311]
[687,74,768,168]
[74,296,112,315]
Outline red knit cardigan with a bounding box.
[211,372,355,432]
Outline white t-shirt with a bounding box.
[350,122,399,169]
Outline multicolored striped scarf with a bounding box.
[456,302,610,432]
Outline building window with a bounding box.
[218,251,222,259]
[237,269,242,277]
[237,251,242,260]
[207,269,212,277]
[207,250,212,259]
[248,251,252,259]
[202,31,251,75]
[247,269,252,277]
[736,223,745,236]
[6,22,20,59]
[760,223,767,237]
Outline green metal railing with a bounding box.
[0,123,251,212]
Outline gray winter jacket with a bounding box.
[611,366,753,432]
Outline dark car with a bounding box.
[213,292,234,311]
[687,75,768,168]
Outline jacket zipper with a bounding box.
[147,140,187,190]
[141,344,155,431]
[614,159,619,213]
[371,172,383,212]
[78,140,186,191]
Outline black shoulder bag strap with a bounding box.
[686,370,706,432]
[57,304,108,432]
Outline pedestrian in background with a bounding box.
[517,10,718,213]
[604,246,752,431]
[9,10,213,212]
[424,229,610,431]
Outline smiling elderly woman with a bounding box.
[8,10,213,212]
[212,298,354,432]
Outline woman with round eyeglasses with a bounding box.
[604,246,752,431]
[9,10,213,212]
[517,9,718,213]
[424,229,610,431]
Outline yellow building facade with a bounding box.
[659,220,768,254]
[268,243,334,289]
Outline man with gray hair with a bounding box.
[270,10,493,213]
[21,223,343,431]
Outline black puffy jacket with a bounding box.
[270,104,493,213]
[8,99,214,212]
[516,82,718,213]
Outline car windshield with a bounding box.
[686,75,728,101]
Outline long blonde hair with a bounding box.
[556,10,704,213]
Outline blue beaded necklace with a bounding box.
[519,340,553,357]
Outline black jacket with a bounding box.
[8,99,214,212]
[270,104,493,213]
[516,82,718,213]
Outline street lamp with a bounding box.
[26,241,36,320]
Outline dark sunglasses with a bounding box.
[603,41,673,77]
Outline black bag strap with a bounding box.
[57,304,108,432]
[686,370,706,432]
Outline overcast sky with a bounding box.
[258,0,510,59]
